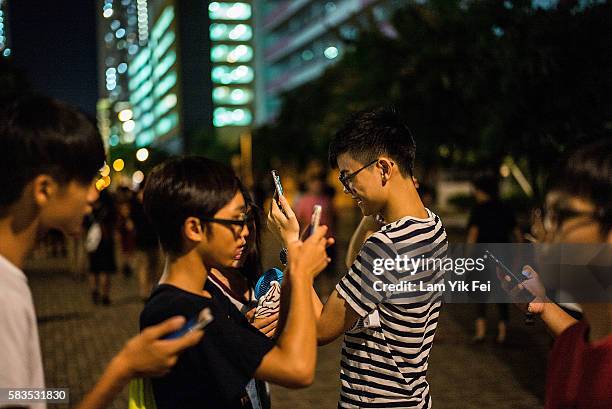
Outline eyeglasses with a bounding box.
[542,204,604,237]
[339,159,378,192]
[199,211,254,231]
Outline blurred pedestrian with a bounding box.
[87,189,118,306]
[467,174,522,344]
[131,182,162,300]
[295,170,337,269]
[117,186,137,278]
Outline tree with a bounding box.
[254,0,612,198]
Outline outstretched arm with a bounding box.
[77,316,203,409]
[254,226,331,388]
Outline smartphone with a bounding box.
[163,308,214,339]
[484,250,527,285]
[310,204,322,235]
[271,169,283,196]
[271,170,286,214]
[484,250,535,324]
[301,204,322,239]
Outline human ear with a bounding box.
[183,216,204,243]
[377,158,393,182]
[32,175,58,206]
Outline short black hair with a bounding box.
[328,106,416,177]
[548,139,612,233]
[237,184,263,286]
[143,156,240,254]
[0,95,105,209]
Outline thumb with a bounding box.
[522,264,537,279]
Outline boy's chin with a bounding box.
[229,259,244,269]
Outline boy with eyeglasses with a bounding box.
[269,107,448,408]
[139,156,333,409]
[499,139,611,409]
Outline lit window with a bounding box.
[210,23,252,41]
[151,6,174,41]
[213,87,253,105]
[211,44,253,63]
[213,107,252,127]
[209,2,251,20]
[324,46,339,59]
[211,65,254,84]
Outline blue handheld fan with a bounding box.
[255,268,284,300]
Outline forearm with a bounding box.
[541,302,579,338]
[311,286,323,320]
[76,355,132,409]
[276,274,316,372]
[346,216,380,268]
[275,277,291,339]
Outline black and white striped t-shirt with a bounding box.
[336,209,448,409]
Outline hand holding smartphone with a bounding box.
[300,204,322,240]
[485,250,535,325]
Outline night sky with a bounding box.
[9,0,98,115]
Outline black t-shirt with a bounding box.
[140,281,275,409]
[468,200,517,243]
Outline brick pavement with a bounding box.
[28,211,547,409]
[30,267,547,409]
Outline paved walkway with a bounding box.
[30,267,547,409]
[28,210,548,408]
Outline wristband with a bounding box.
[279,247,288,266]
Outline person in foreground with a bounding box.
[0,96,202,409]
[140,156,332,409]
[500,139,611,409]
[269,107,448,409]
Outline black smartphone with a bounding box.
[484,250,535,324]
[484,250,527,284]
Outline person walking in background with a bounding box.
[131,181,162,300]
[467,175,522,344]
[295,170,336,266]
[295,171,334,230]
[87,189,118,306]
[117,186,137,278]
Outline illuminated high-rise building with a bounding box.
[209,2,256,141]
[0,0,11,58]
[127,1,255,153]
[128,0,211,153]
[255,0,403,123]
[96,0,143,148]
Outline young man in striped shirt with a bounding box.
[270,107,448,408]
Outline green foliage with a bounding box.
[254,0,612,194]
